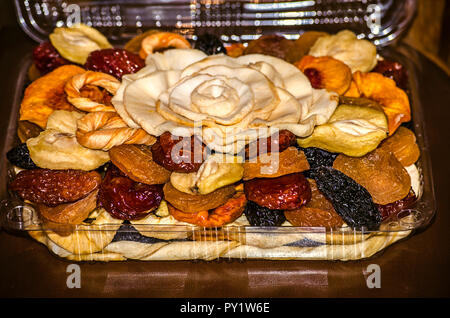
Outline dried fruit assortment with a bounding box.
[5,23,423,257]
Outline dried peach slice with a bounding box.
[333,147,411,205]
[345,71,411,135]
[294,55,352,95]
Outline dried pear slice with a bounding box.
[297,104,388,157]
[49,24,112,64]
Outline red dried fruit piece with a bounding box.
[84,48,145,80]
[377,189,417,221]
[10,169,101,206]
[244,172,311,210]
[244,129,296,159]
[32,41,71,75]
[151,131,206,173]
[373,59,408,91]
[98,165,163,220]
[303,68,323,89]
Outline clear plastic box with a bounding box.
[0,0,436,261]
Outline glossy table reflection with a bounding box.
[0,26,449,298]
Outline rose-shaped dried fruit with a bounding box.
[333,147,411,205]
[98,165,164,220]
[151,131,206,173]
[244,172,311,210]
[84,49,145,80]
[10,169,101,206]
[295,55,352,95]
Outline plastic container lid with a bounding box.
[14,0,417,46]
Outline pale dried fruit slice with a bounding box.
[49,24,112,64]
[333,147,412,205]
[170,154,244,195]
[297,103,388,157]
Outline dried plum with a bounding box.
[312,166,382,230]
[194,33,227,55]
[6,143,38,169]
[298,147,338,179]
[244,200,286,227]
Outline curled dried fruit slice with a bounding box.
[294,55,352,95]
[346,71,411,135]
[333,147,411,205]
[109,144,171,185]
[168,192,246,227]
[139,32,191,59]
[10,169,101,206]
[284,179,343,228]
[379,126,420,166]
[244,172,311,210]
[49,24,112,64]
[163,181,236,213]
[312,166,381,230]
[243,147,309,180]
[98,165,164,220]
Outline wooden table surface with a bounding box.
[0,26,449,299]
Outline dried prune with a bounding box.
[244,172,311,210]
[10,169,101,206]
[312,166,382,230]
[6,143,38,169]
[98,164,164,220]
[245,129,296,159]
[244,200,286,227]
[151,132,206,173]
[377,189,417,221]
[194,33,227,55]
[298,147,338,179]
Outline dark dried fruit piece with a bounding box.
[244,200,286,227]
[244,172,311,210]
[32,41,71,75]
[151,132,206,173]
[6,143,38,169]
[245,129,296,159]
[377,189,417,221]
[84,48,145,80]
[194,33,227,55]
[303,68,322,89]
[17,120,43,143]
[244,34,295,61]
[10,169,101,206]
[299,147,338,179]
[373,59,408,91]
[312,166,382,230]
[98,165,163,220]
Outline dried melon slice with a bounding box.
[50,23,112,64]
[297,104,388,157]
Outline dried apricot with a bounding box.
[163,181,236,213]
[109,144,171,185]
[168,192,246,227]
[379,126,420,166]
[10,169,101,206]
[333,147,411,205]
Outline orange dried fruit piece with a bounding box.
[19,65,86,128]
[284,179,344,228]
[243,147,310,180]
[294,55,352,95]
[379,126,420,166]
[291,31,329,63]
[332,147,411,205]
[226,43,245,58]
[345,71,411,135]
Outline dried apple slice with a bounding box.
[297,103,388,157]
[49,24,112,64]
